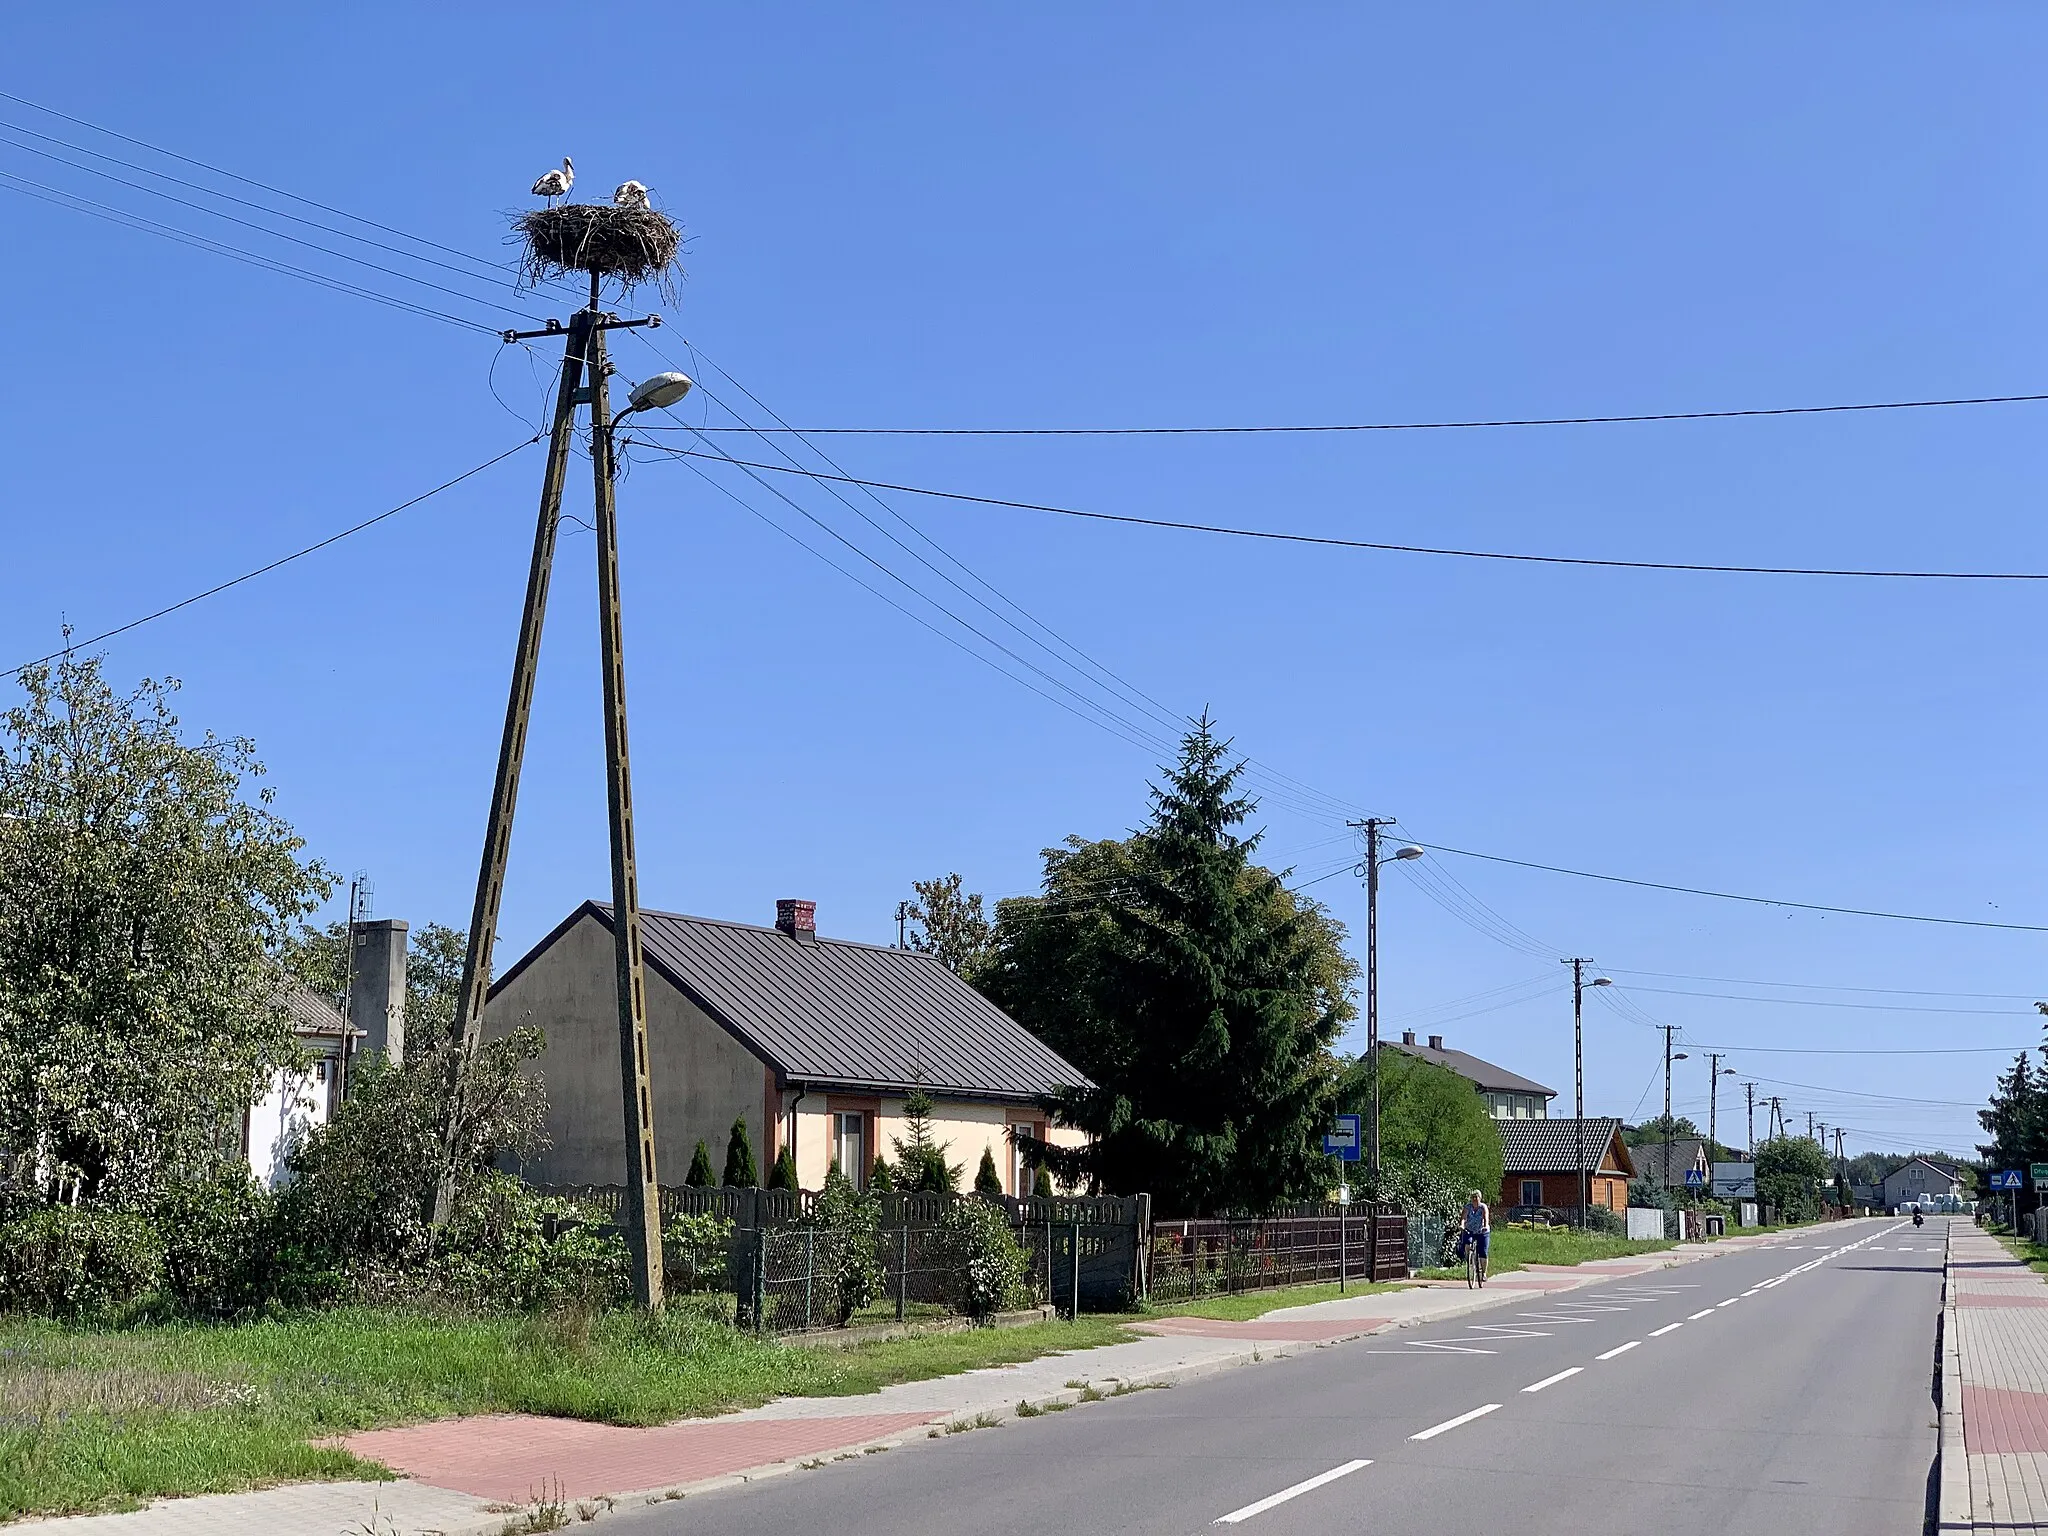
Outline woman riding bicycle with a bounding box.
[1453,1189,1491,1283]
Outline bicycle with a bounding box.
[1466,1238,1486,1289]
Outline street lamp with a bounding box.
[1350,820,1423,1187]
[1564,962,1611,1229]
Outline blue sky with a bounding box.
[4,6,2043,1158]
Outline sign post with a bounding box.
[1323,1115,1362,1293]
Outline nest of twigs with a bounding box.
[515,203,681,299]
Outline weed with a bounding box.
[1065,1378,1089,1389]
[1015,1398,1043,1417]
[1041,1399,1070,1411]
[502,1477,569,1534]
[1075,1384,1105,1402]
[1108,1380,1165,1396]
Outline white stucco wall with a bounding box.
[245,1058,334,1190]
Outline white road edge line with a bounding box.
[1214,1460,1373,1524]
[1688,1309,1715,1319]
[1649,1323,1683,1337]
[1523,1367,1583,1393]
[1410,1404,1502,1441]
[1595,1341,1640,1361]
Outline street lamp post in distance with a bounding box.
[1565,960,1611,1230]
[1349,820,1423,1188]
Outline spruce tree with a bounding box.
[979,715,1348,1215]
[1033,1165,1054,1199]
[722,1115,759,1188]
[975,1145,1004,1197]
[768,1145,799,1192]
[868,1155,896,1193]
[684,1138,716,1187]
[891,1079,961,1192]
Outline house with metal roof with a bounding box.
[1630,1135,1713,1192]
[485,898,1092,1194]
[1385,1030,1557,1119]
[243,982,352,1190]
[1496,1117,1636,1216]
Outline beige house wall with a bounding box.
[783,1094,1087,1195]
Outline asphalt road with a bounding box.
[615,1216,1944,1536]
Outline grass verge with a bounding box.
[0,1306,1134,1521]
[1415,1226,1675,1279]
[1137,1280,1401,1322]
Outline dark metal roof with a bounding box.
[1385,1038,1556,1098]
[1630,1136,1710,1186]
[506,902,1090,1102]
[1498,1118,1634,1176]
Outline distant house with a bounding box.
[1498,1119,1636,1215]
[243,983,349,1189]
[485,899,1092,1194]
[1631,1136,1712,1193]
[1383,1030,1556,1120]
[1883,1157,1966,1212]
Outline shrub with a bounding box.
[684,1139,716,1187]
[1581,1204,1625,1236]
[974,1148,1003,1198]
[812,1163,883,1323]
[1033,1166,1054,1199]
[537,1224,631,1310]
[152,1173,279,1317]
[868,1156,895,1193]
[936,1195,1028,1320]
[767,1146,798,1192]
[723,1116,758,1187]
[663,1210,734,1293]
[0,1205,163,1317]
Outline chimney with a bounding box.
[775,899,818,943]
[1427,1033,1444,1052]
[348,918,408,1066]
[1401,1030,1417,1046]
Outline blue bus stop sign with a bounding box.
[1322,1113,1363,1163]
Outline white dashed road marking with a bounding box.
[1688,1309,1714,1320]
[1595,1341,1639,1361]
[1523,1367,1583,1393]
[1215,1460,1372,1524]
[1648,1323,1683,1337]
[1410,1404,1502,1441]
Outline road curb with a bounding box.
[1937,1220,1971,1533]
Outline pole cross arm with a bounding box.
[502,313,663,344]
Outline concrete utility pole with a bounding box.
[1767,1096,1786,1142]
[896,900,913,948]
[1707,1052,1726,1151]
[1806,1110,1817,1143]
[1565,959,1609,1228]
[1661,1025,1687,1190]
[1745,1081,1756,1158]
[441,277,668,1310]
[1346,818,1420,1185]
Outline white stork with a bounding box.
[613,180,650,209]
[530,157,574,205]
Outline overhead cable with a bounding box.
[642,451,2048,582]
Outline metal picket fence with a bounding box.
[1147,1209,1408,1303]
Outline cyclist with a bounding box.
[1454,1189,1491,1283]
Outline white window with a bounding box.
[1520,1179,1543,1206]
[834,1112,866,1189]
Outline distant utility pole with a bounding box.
[1744,1082,1756,1158]
[1707,1052,1726,1151]
[441,275,669,1311]
[1767,1096,1786,1142]
[1661,1025,1681,1190]
[335,872,372,1104]
[1347,817,1421,1186]
[1565,959,1610,1229]
[1806,1111,1817,1143]
[896,900,913,948]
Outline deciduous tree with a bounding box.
[0,655,330,1204]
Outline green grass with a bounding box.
[1139,1279,1401,1322]
[1415,1226,1675,1279]
[0,1306,1135,1521]
[1991,1229,2048,1275]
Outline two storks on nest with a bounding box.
[530,157,650,209]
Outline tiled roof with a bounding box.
[1498,1118,1632,1176]
[499,902,1091,1103]
[1385,1039,1555,1098]
[276,982,348,1037]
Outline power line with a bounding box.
[1605,967,2042,1001]
[1422,841,2048,934]
[664,391,2048,436]
[1688,1042,2031,1056]
[639,450,2048,582]
[2,436,542,683]
[1619,985,2036,1017]
[0,170,505,335]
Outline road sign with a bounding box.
[1322,1113,1362,1163]
[2033,1163,2048,1190]
[1992,1169,2025,1191]
[1712,1162,1756,1199]
[1683,1168,1707,1189]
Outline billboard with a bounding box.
[1712,1161,1757,1199]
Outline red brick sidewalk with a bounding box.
[1945,1222,2048,1531]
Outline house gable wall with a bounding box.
[484,910,768,1187]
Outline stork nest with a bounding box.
[515,203,682,298]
